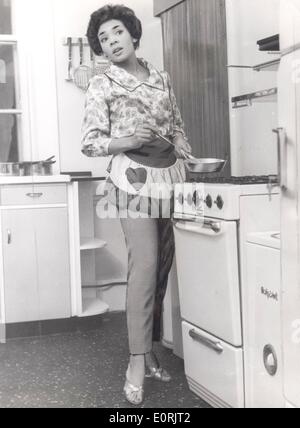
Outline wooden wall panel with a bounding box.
[153,0,185,17]
[161,0,231,174]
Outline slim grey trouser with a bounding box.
[120,217,175,355]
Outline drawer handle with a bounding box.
[26,193,43,198]
[7,229,11,245]
[189,329,224,354]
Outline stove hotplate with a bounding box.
[187,175,278,185]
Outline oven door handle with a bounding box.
[189,329,224,354]
[204,220,222,233]
[173,219,223,235]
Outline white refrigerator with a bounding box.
[279,0,300,409]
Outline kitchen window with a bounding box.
[0,0,22,162]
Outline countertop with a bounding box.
[0,175,108,185]
[69,176,106,182]
[0,175,72,185]
[60,172,106,183]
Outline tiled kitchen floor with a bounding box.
[0,312,210,408]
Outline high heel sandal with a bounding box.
[123,366,145,406]
[145,351,172,383]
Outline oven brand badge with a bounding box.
[261,286,278,302]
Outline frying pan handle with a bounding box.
[44,156,56,162]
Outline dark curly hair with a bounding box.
[87,4,143,56]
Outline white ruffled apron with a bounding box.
[106,136,186,200]
[107,153,186,199]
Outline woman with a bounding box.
[82,4,191,405]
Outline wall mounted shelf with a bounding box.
[228,58,280,72]
[253,58,280,72]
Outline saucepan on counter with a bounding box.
[0,156,56,176]
[153,132,227,174]
[19,156,56,176]
[0,163,22,176]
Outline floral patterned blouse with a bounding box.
[81,58,187,198]
[81,58,186,157]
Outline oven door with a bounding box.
[173,218,242,347]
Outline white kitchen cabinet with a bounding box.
[1,209,39,323]
[34,207,71,320]
[0,182,71,325]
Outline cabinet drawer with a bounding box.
[182,321,244,408]
[0,184,67,206]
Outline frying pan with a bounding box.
[183,156,227,173]
[153,132,227,173]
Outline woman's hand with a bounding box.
[109,125,159,155]
[130,124,158,150]
[173,134,192,158]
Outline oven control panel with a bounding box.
[174,182,280,221]
[174,183,240,220]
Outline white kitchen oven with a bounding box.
[173,175,280,408]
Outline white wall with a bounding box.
[226,0,280,176]
[52,0,163,176]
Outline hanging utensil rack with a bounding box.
[63,37,109,90]
[62,37,90,46]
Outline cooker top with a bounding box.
[187,175,278,185]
